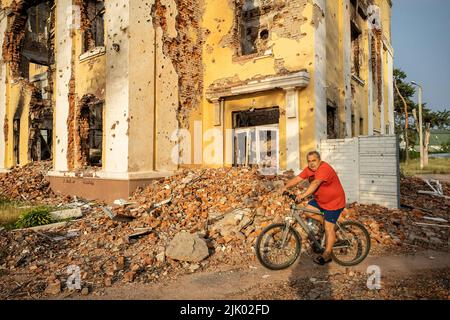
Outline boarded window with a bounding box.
[232,107,279,128]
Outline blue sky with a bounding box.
[392,0,450,111]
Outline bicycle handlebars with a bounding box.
[282,191,298,202]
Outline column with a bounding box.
[0,11,7,171]
[102,0,155,178]
[367,27,374,136]
[342,0,352,137]
[313,0,327,147]
[53,0,74,172]
[380,47,385,135]
[285,88,300,173]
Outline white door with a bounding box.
[233,125,279,173]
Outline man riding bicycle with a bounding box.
[280,151,346,265]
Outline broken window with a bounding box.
[13,119,20,166]
[83,0,105,52]
[232,107,279,174]
[351,21,362,78]
[24,2,52,64]
[351,114,356,137]
[79,102,103,166]
[238,0,271,56]
[16,1,53,78]
[327,105,338,139]
[233,107,280,128]
[29,126,52,161]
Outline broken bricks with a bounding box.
[1,166,449,299]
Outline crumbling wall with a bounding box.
[206,0,310,96]
[2,0,55,166]
[28,82,52,161]
[221,0,308,59]
[2,0,29,78]
[152,0,205,129]
[372,29,383,112]
[78,0,105,52]
[67,93,103,169]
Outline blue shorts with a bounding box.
[308,199,344,224]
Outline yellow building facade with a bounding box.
[0,0,394,202]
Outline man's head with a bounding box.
[306,151,321,171]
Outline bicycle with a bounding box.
[255,192,371,270]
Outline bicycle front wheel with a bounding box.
[255,223,302,270]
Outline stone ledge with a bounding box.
[47,171,177,204]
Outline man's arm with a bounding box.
[296,179,322,201]
[280,176,305,193]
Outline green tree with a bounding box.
[394,68,450,164]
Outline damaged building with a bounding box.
[0,0,394,202]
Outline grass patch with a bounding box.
[0,198,60,230]
[14,207,52,229]
[0,198,31,228]
[400,157,450,176]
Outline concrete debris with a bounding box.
[126,228,154,242]
[13,221,70,232]
[102,206,135,222]
[50,208,83,221]
[113,199,135,206]
[413,222,450,228]
[0,166,449,299]
[423,216,448,223]
[418,180,450,199]
[165,231,210,262]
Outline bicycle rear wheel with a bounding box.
[255,223,302,270]
[331,220,371,266]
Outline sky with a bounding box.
[392,0,450,111]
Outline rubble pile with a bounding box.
[0,161,67,204]
[343,177,449,254]
[0,166,449,299]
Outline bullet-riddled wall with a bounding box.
[0,0,394,201]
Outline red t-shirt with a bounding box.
[298,161,346,210]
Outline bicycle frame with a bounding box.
[280,200,350,252]
[281,203,324,250]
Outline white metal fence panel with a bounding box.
[320,135,400,209]
[358,136,400,208]
[320,138,359,204]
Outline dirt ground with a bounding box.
[51,248,449,300]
